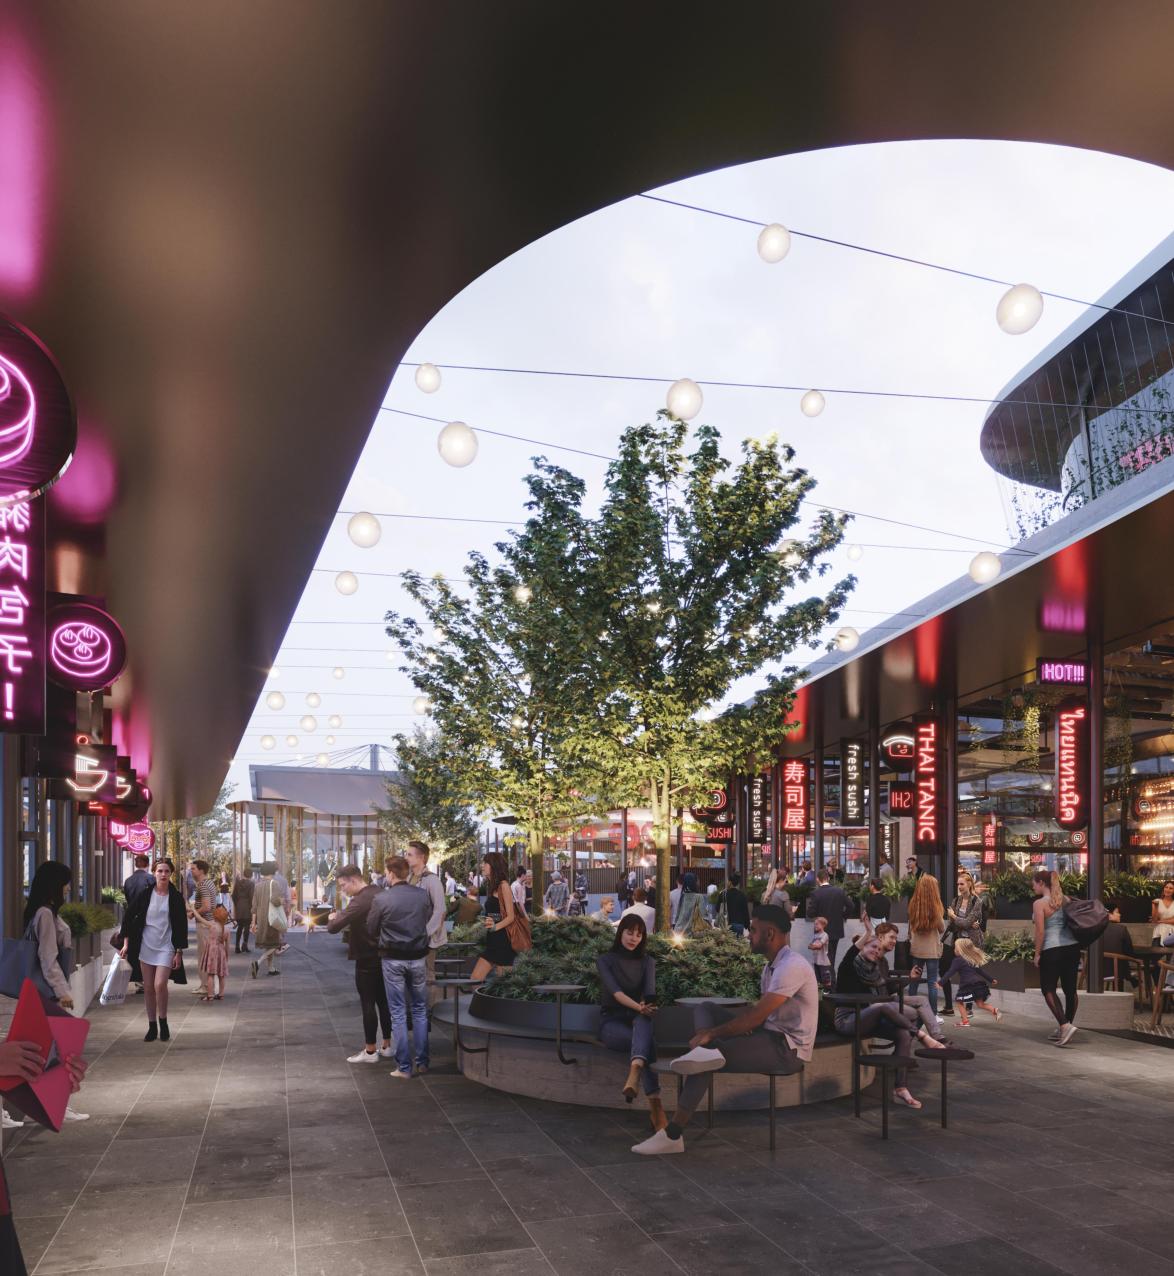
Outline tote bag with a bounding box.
[0,931,37,999]
[267,886,289,933]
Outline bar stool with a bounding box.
[854,1053,917,1140]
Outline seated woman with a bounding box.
[596,915,666,1132]
[833,934,946,1111]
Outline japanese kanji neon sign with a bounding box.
[0,494,44,733]
[781,759,809,833]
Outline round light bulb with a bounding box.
[510,715,524,730]
[335,570,359,596]
[265,691,286,711]
[328,714,342,728]
[414,362,441,393]
[666,378,702,421]
[315,752,328,766]
[778,539,803,568]
[412,695,431,715]
[260,735,275,750]
[846,544,863,562]
[332,666,345,680]
[300,715,317,733]
[285,734,298,748]
[268,667,280,678]
[968,551,1002,584]
[800,389,826,418]
[513,584,532,604]
[347,511,382,549]
[305,692,321,709]
[996,283,1044,335]
[697,706,717,722]
[757,223,791,263]
[386,650,396,662]
[437,420,479,467]
[326,735,335,745]
[835,626,860,652]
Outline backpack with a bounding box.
[1061,896,1110,947]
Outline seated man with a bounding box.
[631,904,815,1156]
[842,919,944,1040]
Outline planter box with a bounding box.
[983,958,1038,992]
[993,897,1033,920]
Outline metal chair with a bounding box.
[1102,952,1146,1007]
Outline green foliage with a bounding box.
[59,903,118,937]
[745,877,767,905]
[1103,871,1163,900]
[984,930,1035,962]
[1059,871,1087,899]
[989,868,1034,902]
[482,915,764,1005]
[447,921,488,953]
[381,724,480,863]
[100,887,126,907]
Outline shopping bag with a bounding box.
[268,893,289,933]
[99,955,131,1007]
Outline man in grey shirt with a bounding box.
[367,856,433,1079]
[405,839,447,1009]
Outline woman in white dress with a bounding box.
[1151,879,1174,945]
[120,859,189,1042]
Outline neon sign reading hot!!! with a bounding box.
[1055,697,1089,832]
[914,716,939,850]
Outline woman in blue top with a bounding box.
[596,914,665,1133]
[1032,869,1079,1047]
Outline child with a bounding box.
[192,904,230,1001]
[809,916,832,989]
[944,938,1001,1025]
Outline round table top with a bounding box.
[532,983,586,994]
[856,1053,917,1068]
[434,977,485,987]
[440,941,480,950]
[914,1046,975,1062]
[675,996,748,1006]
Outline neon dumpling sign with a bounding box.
[46,601,127,692]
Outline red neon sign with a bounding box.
[914,716,939,850]
[889,782,914,814]
[983,819,997,849]
[781,759,809,833]
[1055,697,1089,832]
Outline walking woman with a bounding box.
[596,914,666,1132]
[250,862,287,977]
[907,873,947,1020]
[672,871,703,934]
[470,851,531,982]
[762,867,793,916]
[1033,869,1079,1046]
[120,858,188,1042]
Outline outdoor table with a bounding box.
[887,972,916,1012]
[1132,945,1172,999]
[674,997,749,1007]
[532,983,586,1065]
[824,991,885,1118]
[434,977,487,1058]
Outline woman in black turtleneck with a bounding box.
[596,915,665,1133]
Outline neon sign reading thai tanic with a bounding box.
[914,717,938,848]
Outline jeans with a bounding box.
[382,957,429,1073]
[833,1002,917,1086]
[909,958,940,1014]
[355,963,391,1046]
[599,1014,660,1095]
[677,1003,801,1113]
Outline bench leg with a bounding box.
[880,1069,889,1141]
[706,1074,713,1130]
[852,1011,862,1118]
[554,995,577,1066]
[940,1058,948,1130]
[769,1076,776,1152]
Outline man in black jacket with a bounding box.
[122,854,153,909]
[367,856,433,1079]
[722,874,751,936]
[807,870,852,967]
[327,864,392,1064]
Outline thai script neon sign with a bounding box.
[914,716,939,850]
[1055,697,1089,831]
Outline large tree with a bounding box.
[380,724,480,864]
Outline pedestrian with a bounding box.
[943,870,983,1016]
[120,858,188,1043]
[191,904,230,1001]
[188,859,215,989]
[597,915,665,1132]
[543,871,569,916]
[592,897,617,924]
[808,916,832,988]
[1032,869,1079,1046]
[671,872,703,934]
[327,863,393,1062]
[524,869,534,912]
[250,862,287,977]
[619,887,656,932]
[762,868,792,917]
[806,869,851,967]
[878,858,896,882]
[863,877,892,922]
[703,884,720,924]
[907,873,947,1022]
[905,856,924,880]
[216,879,233,913]
[944,938,1002,1026]
[511,865,528,913]
[798,861,816,887]
[122,853,153,910]
[405,840,447,1010]
[471,851,531,981]
[1150,879,1174,946]
[631,905,816,1156]
[722,873,751,936]
[231,868,255,953]
[444,870,458,898]
[367,855,432,1079]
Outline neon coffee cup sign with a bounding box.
[46,601,127,691]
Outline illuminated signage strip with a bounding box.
[914,715,940,852]
[1036,657,1087,686]
[1055,697,1090,832]
[0,496,46,734]
[748,774,770,843]
[781,759,809,834]
[841,740,864,826]
[889,781,915,815]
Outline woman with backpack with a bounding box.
[1032,869,1079,1047]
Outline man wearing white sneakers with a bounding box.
[632,904,817,1155]
[327,864,394,1065]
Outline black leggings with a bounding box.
[355,963,391,1045]
[1039,944,1080,1025]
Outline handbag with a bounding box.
[268,888,289,933]
[0,931,38,999]
[1062,896,1110,947]
[502,887,532,953]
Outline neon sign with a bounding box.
[914,715,940,851]
[781,759,809,833]
[46,600,126,691]
[888,781,914,814]
[125,823,155,854]
[0,494,44,733]
[841,741,864,826]
[1055,697,1089,832]
[748,774,771,843]
[1036,658,1087,686]
[0,353,35,466]
[881,723,916,773]
[983,819,997,850]
[0,314,77,506]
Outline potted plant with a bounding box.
[1103,871,1160,922]
[989,867,1034,920]
[982,929,1038,990]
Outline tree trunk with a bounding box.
[650,769,672,931]
[528,826,544,915]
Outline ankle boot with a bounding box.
[144,1021,158,1042]
[159,1018,170,1042]
[623,1060,644,1102]
[647,1095,668,1132]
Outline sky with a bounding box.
[223,138,1174,807]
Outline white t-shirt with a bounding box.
[761,945,819,1060]
[619,903,656,931]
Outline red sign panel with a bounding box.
[914,715,940,851]
[983,819,997,849]
[1055,697,1089,832]
[781,759,809,833]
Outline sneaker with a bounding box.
[377,1045,394,1059]
[251,960,259,980]
[1,1111,24,1129]
[957,1019,971,1028]
[993,1009,1003,1022]
[389,1069,412,1081]
[1056,1023,1078,1047]
[669,1046,726,1075]
[414,1064,429,1076]
[64,1106,89,1122]
[347,1050,379,1064]
[934,1016,945,1029]
[940,1008,955,1017]
[631,1128,684,1155]
[1047,1025,1062,1041]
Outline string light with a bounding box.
[666,378,703,420]
[285,735,298,748]
[347,511,382,548]
[326,735,335,745]
[300,715,317,733]
[328,714,342,728]
[996,283,1044,335]
[846,544,864,562]
[800,390,825,418]
[332,666,345,680]
[335,571,359,596]
[265,691,285,711]
[513,584,533,604]
[968,551,1002,583]
[305,692,321,708]
[756,223,791,263]
[315,752,329,766]
[260,735,275,750]
[438,420,479,467]
[835,626,860,652]
[413,695,431,714]
[414,362,441,393]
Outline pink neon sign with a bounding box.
[0,353,35,467]
[125,823,155,854]
[0,494,44,733]
[0,315,76,506]
[46,600,126,691]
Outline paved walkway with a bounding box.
[5,931,1174,1275]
